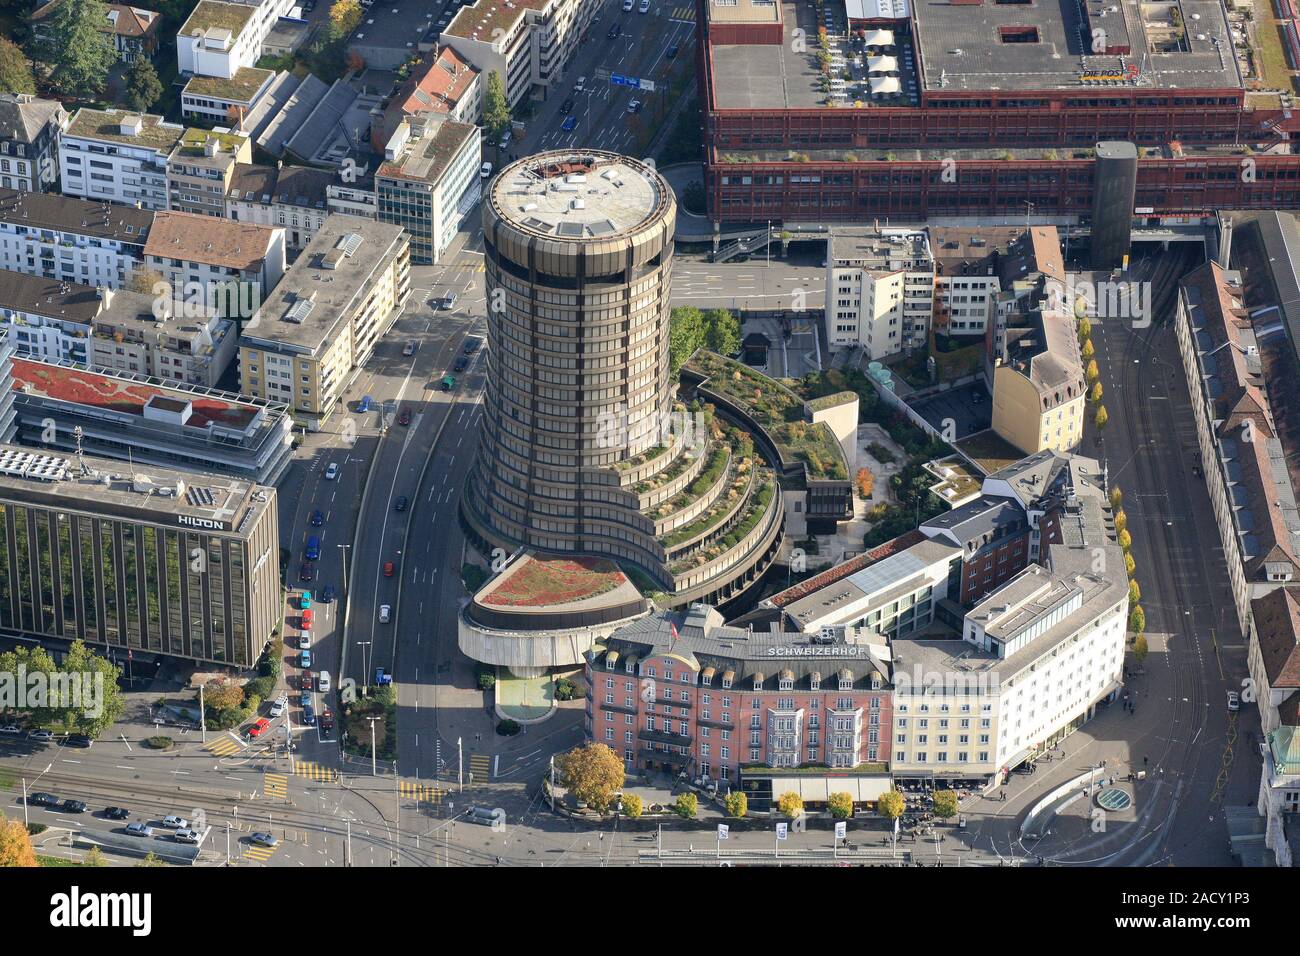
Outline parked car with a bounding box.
[622,0,633,10]
[639,0,649,11]
[318,671,331,694]
[29,730,54,741]
[300,672,314,692]
[246,718,271,738]
[0,724,22,734]
[498,131,511,150]
[27,792,59,807]
[172,828,201,844]
[324,462,339,480]
[249,831,278,848]
[575,76,587,92]
[1227,690,1241,712]
[66,735,92,749]
[480,161,493,178]
[300,649,312,668]
[104,806,131,820]
[300,691,312,708]
[300,591,312,610]
[320,710,335,731]
[61,799,87,813]
[299,632,310,650]
[269,697,287,718]
[300,563,314,583]
[161,815,188,829]
[402,340,417,356]
[125,822,153,837]
[320,585,336,603]
[301,609,314,630]
[561,115,577,132]
[310,510,325,527]
[379,605,391,624]
[394,496,408,512]
[398,409,411,426]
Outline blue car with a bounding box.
[303,704,317,726]
[300,649,312,669]
[358,395,373,413]
[310,510,325,527]
[300,691,311,708]
[305,535,321,560]
[561,115,576,132]
[320,585,336,604]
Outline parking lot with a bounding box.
[907,381,992,441]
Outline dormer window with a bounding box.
[810,673,821,692]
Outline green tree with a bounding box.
[203,679,244,711]
[776,791,803,817]
[621,793,643,818]
[1129,604,1146,634]
[877,789,905,820]
[674,792,698,818]
[136,851,165,867]
[1094,405,1109,430]
[1124,552,1136,578]
[703,307,741,357]
[0,813,37,867]
[84,846,107,867]
[1076,317,1091,340]
[932,790,959,820]
[122,56,163,112]
[0,38,35,95]
[62,640,124,737]
[484,70,511,142]
[724,790,747,818]
[669,305,706,374]
[328,0,363,38]
[827,791,854,820]
[0,645,59,726]
[1129,579,1141,604]
[1133,633,1149,663]
[1089,381,1103,404]
[27,0,116,99]
[555,743,625,811]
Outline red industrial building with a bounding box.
[695,0,1300,224]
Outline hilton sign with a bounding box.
[177,515,226,531]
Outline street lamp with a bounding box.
[357,640,372,697]
[21,763,53,830]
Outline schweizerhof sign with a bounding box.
[765,645,873,658]
[177,515,226,531]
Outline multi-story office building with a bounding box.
[177,0,298,78]
[10,354,292,484]
[0,271,237,387]
[166,128,254,218]
[0,443,280,668]
[60,109,184,211]
[586,604,895,804]
[31,0,161,64]
[239,215,410,429]
[0,94,68,194]
[372,46,481,152]
[0,188,153,289]
[440,0,601,107]
[181,67,276,124]
[225,163,334,249]
[990,309,1086,456]
[826,227,933,357]
[143,211,285,319]
[376,116,481,264]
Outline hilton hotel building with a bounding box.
[0,444,280,668]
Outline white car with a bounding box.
[299,632,310,650]
[379,604,391,624]
[575,76,586,93]
[161,815,188,829]
[639,0,649,11]
[1227,691,1240,712]
[480,161,493,178]
[622,0,633,9]
[0,724,22,734]
[29,729,54,741]
[269,697,287,718]
[627,100,642,114]
[324,462,339,480]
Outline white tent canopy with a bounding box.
[863,29,895,46]
[870,75,902,96]
[867,54,898,73]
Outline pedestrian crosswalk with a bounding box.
[243,842,278,863]
[263,773,288,800]
[205,734,244,757]
[293,761,339,783]
[469,754,492,781]
[669,5,695,22]
[398,782,445,803]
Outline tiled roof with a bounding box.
[0,187,153,243]
[0,94,65,144]
[144,211,279,271]
[32,0,160,38]
[1253,588,1300,690]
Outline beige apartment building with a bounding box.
[167,127,253,217]
[991,309,1085,456]
[238,215,410,429]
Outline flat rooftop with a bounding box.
[11,356,263,432]
[180,0,254,41]
[183,68,274,104]
[489,151,669,241]
[913,0,1241,93]
[243,214,405,353]
[0,442,273,534]
[0,187,153,244]
[377,120,477,184]
[711,2,829,109]
[707,0,780,23]
[444,0,543,43]
[64,108,183,153]
[477,554,641,611]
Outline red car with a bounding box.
[398,409,411,426]
[246,718,270,738]
[300,673,314,691]
[383,561,395,577]
[320,710,335,731]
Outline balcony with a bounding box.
[698,714,735,730]
[638,748,690,767]
[638,728,693,746]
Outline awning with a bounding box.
[869,76,901,96]
[863,28,895,46]
[867,55,898,74]
[748,774,893,803]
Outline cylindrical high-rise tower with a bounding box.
[463,150,676,574]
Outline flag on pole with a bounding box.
[776,822,788,840]
[717,824,729,840]
[893,816,900,838]
[670,622,679,643]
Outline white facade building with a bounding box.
[826,227,933,357]
[177,0,297,79]
[59,109,183,211]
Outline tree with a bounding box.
[1114,508,1127,533]
[1133,633,1149,663]
[0,38,35,95]
[1081,338,1095,361]
[724,790,747,818]
[1124,552,1136,578]
[1094,405,1109,430]
[328,0,363,38]
[856,467,875,499]
[827,792,854,820]
[1129,579,1141,604]
[776,791,803,818]
[702,307,741,356]
[932,790,959,820]
[203,679,245,711]
[122,56,162,112]
[1086,359,1100,385]
[84,846,107,867]
[554,743,624,811]
[1109,487,1123,509]
[345,51,366,74]
[136,851,165,867]
[0,814,37,867]
[484,70,511,142]
[877,789,905,820]
[669,305,705,374]
[674,792,698,818]
[62,640,124,737]
[1129,604,1146,634]
[1076,317,1091,340]
[1117,528,1132,552]
[622,793,643,818]
[1089,381,1103,404]
[27,0,116,99]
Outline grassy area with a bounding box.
[1253,0,1295,92]
[38,855,88,867]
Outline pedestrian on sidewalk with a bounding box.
[1144,756,1148,765]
